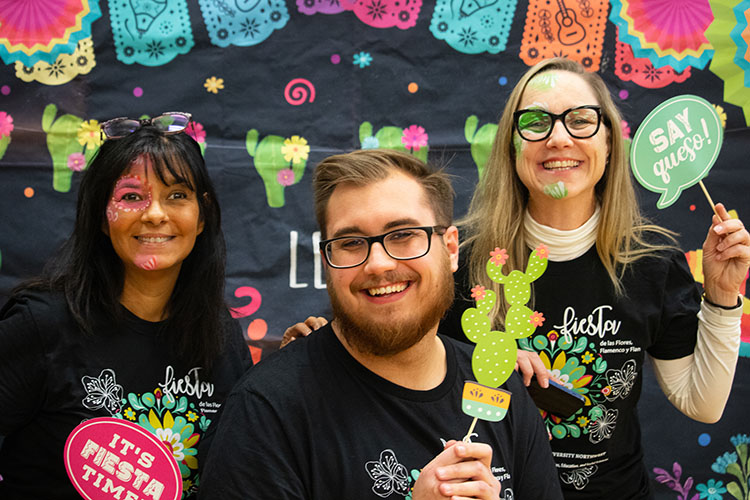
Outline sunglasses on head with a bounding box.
[100,111,192,139]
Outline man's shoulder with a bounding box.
[231,324,333,396]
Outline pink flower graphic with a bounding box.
[277,169,295,186]
[621,120,631,140]
[490,247,508,266]
[535,244,549,259]
[0,112,13,138]
[547,330,559,342]
[470,285,486,300]
[401,124,428,151]
[186,121,206,143]
[529,311,545,327]
[67,152,86,172]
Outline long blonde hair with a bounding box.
[459,58,676,327]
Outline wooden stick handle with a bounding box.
[463,417,478,443]
[699,180,720,217]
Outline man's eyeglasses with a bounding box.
[100,112,192,140]
[513,105,604,142]
[320,226,447,269]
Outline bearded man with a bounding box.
[199,149,562,500]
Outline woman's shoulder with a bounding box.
[1,287,68,322]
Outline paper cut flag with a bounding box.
[0,0,102,66]
[460,246,549,436]
[630,95,723,209]
[609,0,714,72]
[705,0,750,127]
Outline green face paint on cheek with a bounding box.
[543,181,568,199]
[513,133,523,155]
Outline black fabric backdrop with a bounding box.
[0,1,748,497]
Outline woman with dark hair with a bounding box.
[0,114,251,499]
[443,58,750,499]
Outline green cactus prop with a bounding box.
[42,104,101,193]
[461,245,549,388]
[358,121,429,162]
[464,115,498,182]
[246,129,309,208]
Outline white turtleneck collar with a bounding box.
[523,206,600,262]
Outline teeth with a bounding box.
[138,236,171,243]
[368,282,408,296]
[543,160,579,170]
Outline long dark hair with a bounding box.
[15,126,227,367]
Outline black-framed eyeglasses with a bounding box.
[513,105,604,142]
[320,226,447,269]
[100,111,192,140]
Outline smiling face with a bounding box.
[515,70,610,214]
[105,156,204,280]
[324,170,459,356]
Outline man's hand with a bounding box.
[412,440,501,499]
[280,316,328,348]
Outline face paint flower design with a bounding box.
[365,449,410,498]
[109,174,152,214]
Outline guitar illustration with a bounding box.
[554,0,585,45]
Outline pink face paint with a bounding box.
[134,254,158,271]
[106,174,152,221]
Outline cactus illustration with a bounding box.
[461,245,549,388]
[42,104,101,193]
[358,121,429,162]
[464,115,498,181]
[246,129,309,208]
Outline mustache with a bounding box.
[353,271,419,290]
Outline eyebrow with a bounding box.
[330,217,424,239]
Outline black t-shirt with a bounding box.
[0,289,252,500]
[442,245,700,499]
[199,323,563,500]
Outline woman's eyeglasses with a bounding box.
[100,112,192,140]
[513,105,604,142]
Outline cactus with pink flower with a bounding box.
[461,245,549,387]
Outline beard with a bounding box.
[327,249,455,357]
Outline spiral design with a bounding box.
[284,78,316,105]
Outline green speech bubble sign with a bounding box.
[630,95,723,209]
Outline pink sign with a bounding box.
[64,417,182,500]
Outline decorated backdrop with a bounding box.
[0,1,749,498]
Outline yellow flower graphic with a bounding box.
[186,410,199,422]
[77,120,102,149]
[123,407,137,421]
[576,416,590,428]
[204,76,224,94]
[581,351,595,364]
[713,104,727,129]
[281,135,310,164]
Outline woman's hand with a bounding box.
[702,203,750,307]
[280,316,328,348]
[516,349,550,387]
